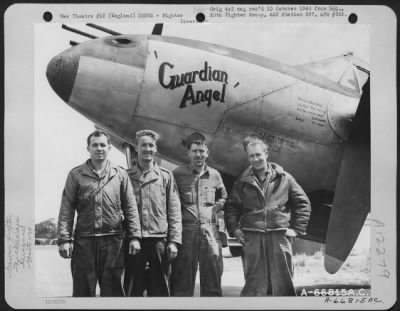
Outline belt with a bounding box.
[183,219,216,225]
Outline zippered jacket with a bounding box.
[225,162,311,236]
[57,160,141,245]
[128,163,182,245]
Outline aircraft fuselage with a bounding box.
[47,34,364,193]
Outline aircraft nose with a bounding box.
[46,37,147,135]
[46,50,79,102]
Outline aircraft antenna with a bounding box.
[62,24,98,39]
[86,23,122,36]
[69,41,79,46]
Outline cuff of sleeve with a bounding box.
[228,226,241,237]
[292,228,307,236]
[128,234,141,240]
[168,238,182,245]
[57,239,72,246]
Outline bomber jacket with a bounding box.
[127,163,182,245]
[173,164,227,225]
[57,160,141,245]
[224,162,311,236]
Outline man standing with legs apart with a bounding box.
[57,130,141,297]
[171,132,227,296]
[225,134,311,296]
[124,130,182,296]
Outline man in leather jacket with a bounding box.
[57,130,141,297]
[225,134,311,296]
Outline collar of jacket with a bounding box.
[185,163,210,177]
[128,162,163,183]
[239,162,284,185]
[80,159,118,179]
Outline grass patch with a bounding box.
[293,249,370,288]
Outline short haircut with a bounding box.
[242,134,269,153]
[136,129,160,143]
[87,130,111,146]
[185,132,207,149]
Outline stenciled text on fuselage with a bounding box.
[158,61,228,108]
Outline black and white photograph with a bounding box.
[4,4,397,310]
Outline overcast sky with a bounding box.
[34,22,369,223]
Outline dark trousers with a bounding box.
[171,224,223,296]
[71,236,125,297]
[124,238,170,296]
[241,230,295,296]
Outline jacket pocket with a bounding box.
[241,185,262,210]
[241,210,265,230]
[149,213,168,235]
[150,183,167,217]
[206,188,216,204]
[103,203,124,232]
[179,185,194,204]
[266,206,291,229]
[277,204,289,213]
[149,182,166,207]
[77,181,97,204]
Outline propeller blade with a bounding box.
[324,80,370,273]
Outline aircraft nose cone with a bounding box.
[46,50,79,102]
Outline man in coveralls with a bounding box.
[224,134,311,296]
[124,129,182,296]
[171,132,227,296]
[57,130,142,297]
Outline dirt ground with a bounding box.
[35,245,370,298]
